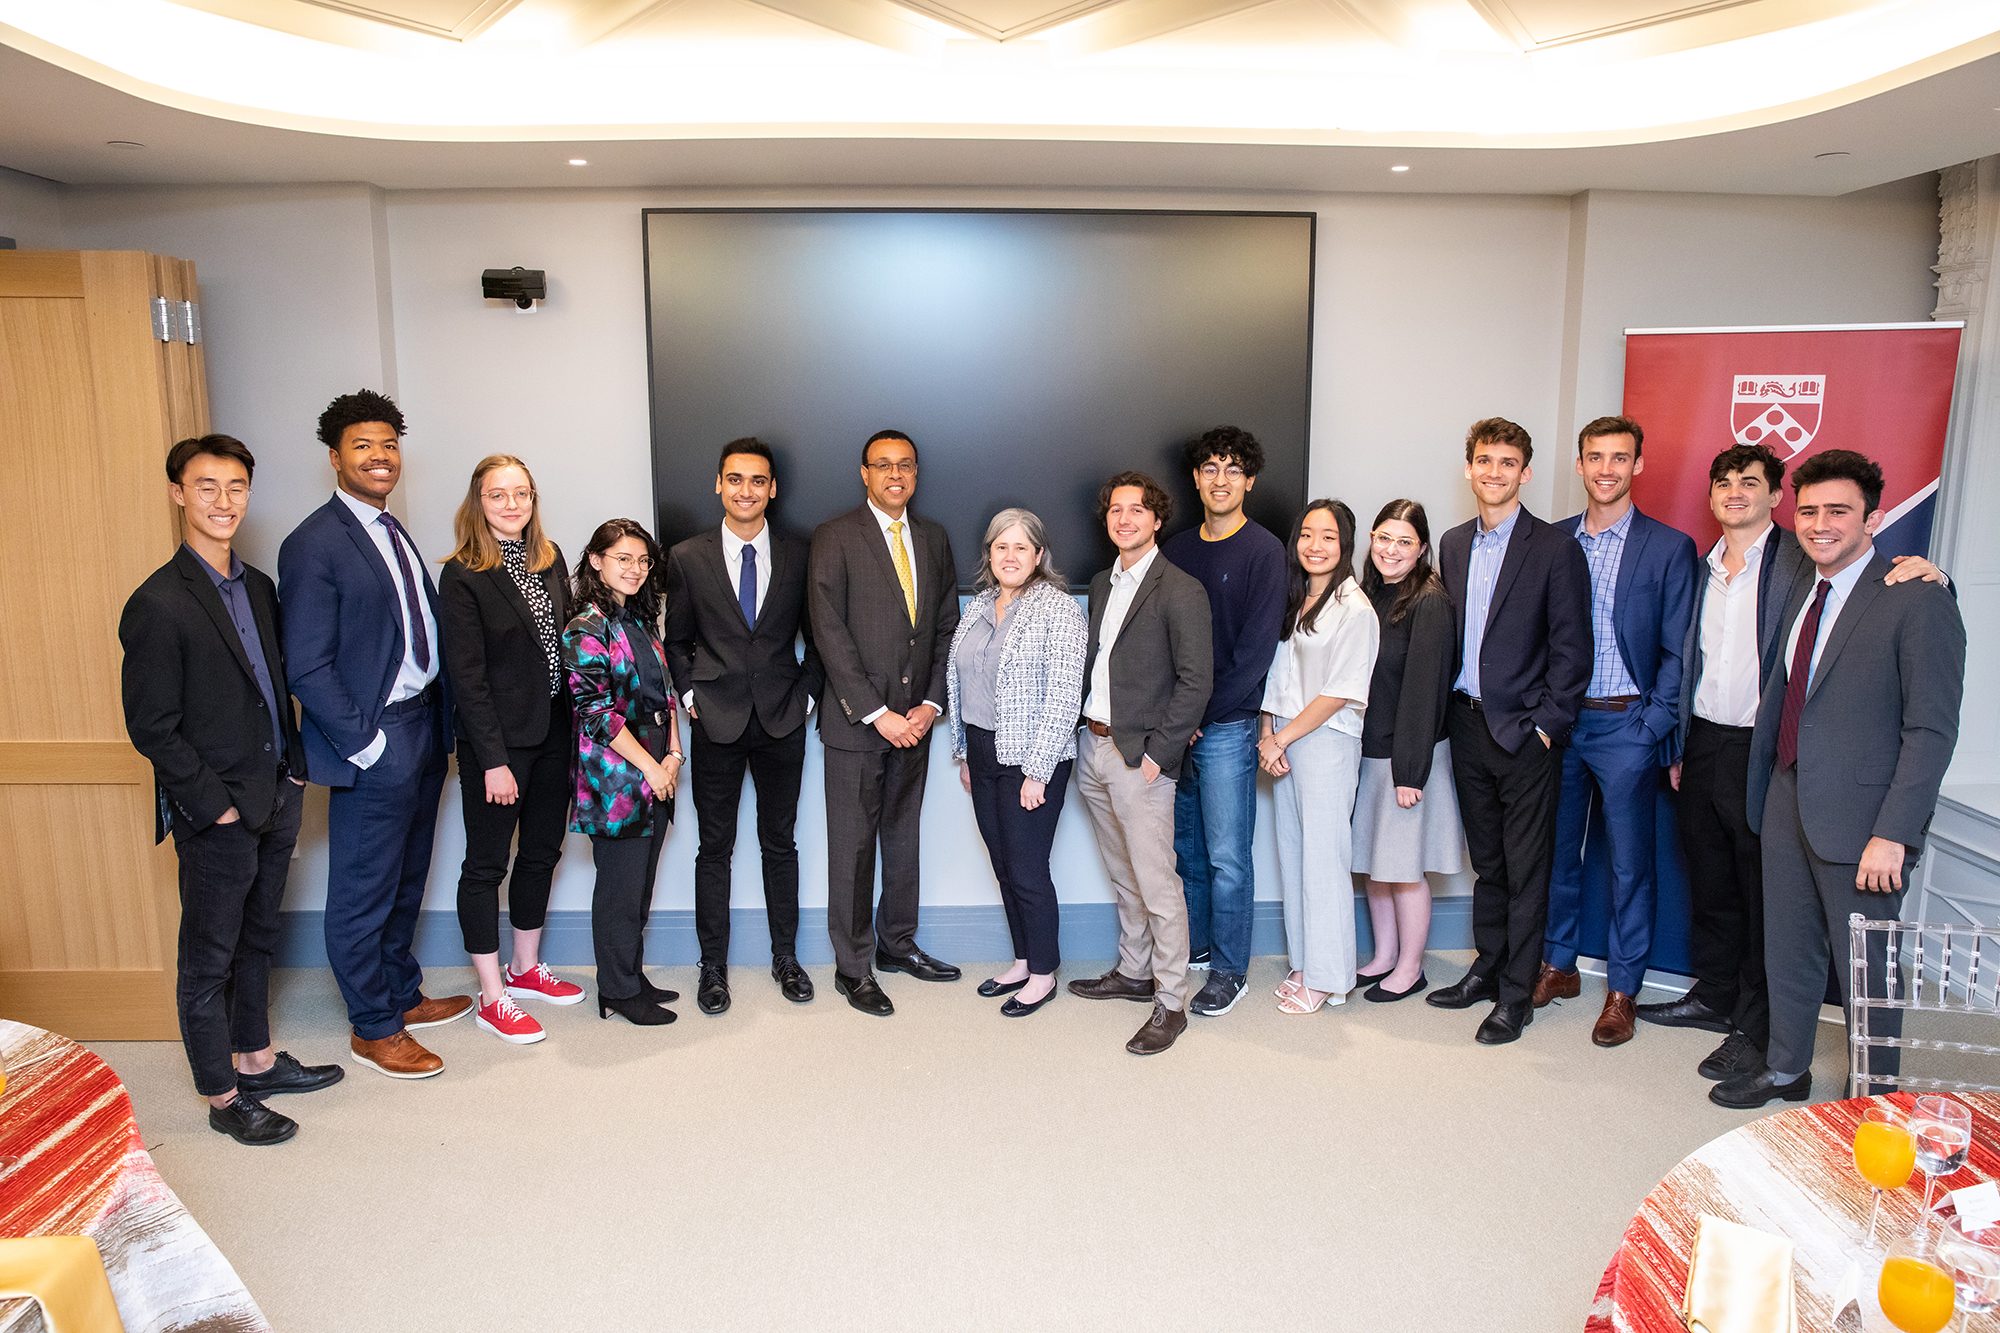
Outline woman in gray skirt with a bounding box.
[1352,499,1463,1002]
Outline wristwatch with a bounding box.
[666,750,685,762]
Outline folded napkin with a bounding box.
[1680,1213,1798,1333]
[0,1235,126,1333]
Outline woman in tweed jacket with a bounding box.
[946,508,1089,1017]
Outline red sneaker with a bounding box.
[475,996,545,1045]
[504,963,586,1006]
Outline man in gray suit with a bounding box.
[809,429,963,1016]
[1713,449,1966,1108]
[1069,472,1214,1055]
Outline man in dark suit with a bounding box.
[808,429,963,1016]
[1539,416,1698,1047]
[121,434,342,1146]
[280,390,470,1079]
[1069,472,1213,1055]
[1643,443,1947,1089]
[1713,449,1965,1108]
[664,437,826,1015]
[1425,417,1593,1045]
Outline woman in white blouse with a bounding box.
[1258,500,1381,1014]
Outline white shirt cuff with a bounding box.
[681,690,694,712]
[921,699,942,715]
[860,706,888,725]
[349,729,388,769]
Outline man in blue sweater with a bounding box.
[1162,426,1289,1017]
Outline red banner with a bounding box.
[1621,324,1961,557]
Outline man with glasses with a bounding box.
[1160,425,1288,1018]
[280,390,469,1079]
[808,429,963,1015]
[121,434,343,1145]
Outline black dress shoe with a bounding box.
[835,972,894,1016]
[1710,1066,1810,1109]
[638,976,681,1005]
[772,956,814,1003]
[1474,999,1533,1045]
[209,1092,297,1146]
[697,963,730,1016]
[979,976,1030,998]
[1634,994,1733,1033]
[234,1050,344,1096]
[1001,985,1057,1018]
[1363,974,1428,1003]
[1698,1031,1764,1081]
[874,948,962,983]
[1426,973,1499,1010]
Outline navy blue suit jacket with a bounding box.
[1553,505,1698,765]
[278,495,454,788]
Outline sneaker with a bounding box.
[1190,970,1247,1017]
[505,962,586,1006]
[1188,948,1212,972]
[476,996,546,1045]
[1697,1030,1763,1081]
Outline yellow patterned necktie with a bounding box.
[889,520,917,624]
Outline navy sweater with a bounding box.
[1162,519,1288,728]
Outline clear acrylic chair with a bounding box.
[1849,913,2000,1097]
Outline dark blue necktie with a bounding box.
[738,543,758,626]
[377,511,432,671]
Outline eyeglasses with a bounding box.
[1370,532,1418,552]
[483,488,534,505]
[603,553,653,572]
[864,460,918,477]
[186,482,251,504]
[1198,464,1246,482]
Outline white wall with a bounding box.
[0,165,61,248]
[37,177,1952,919]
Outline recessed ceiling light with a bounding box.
[568,158,588,166]
[106,141,145,151]
[1814,151,1850,161]
[1390,164,1410,172]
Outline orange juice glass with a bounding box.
[1856,1106,1917,1246]
[1881,1254,1956,1333]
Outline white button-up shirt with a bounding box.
[334,488,438,769]
[1691,525,1770,728]
[1783,545,1873,691]
[1083,545,1160,727]
[722,521,771,620]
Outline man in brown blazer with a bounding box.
[809,429,963,1016]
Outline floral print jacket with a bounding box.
[562,602,675,839]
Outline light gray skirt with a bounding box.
[1350,739,1464,882]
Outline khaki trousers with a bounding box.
[1077,732,1191,1010]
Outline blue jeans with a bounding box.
[1175,716,1260,977]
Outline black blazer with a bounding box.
[1081,552,1212,780]
[809,504,960,753]
[119,545,307,843]
[438,544,572,773]
[663,527,824,746]
[1438,504,1593,753]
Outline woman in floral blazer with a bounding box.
[563,518,681,1025]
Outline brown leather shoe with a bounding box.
[1125,1002,1186,1055]
[349,1029,444,1079]
[404,994,474,1029]
[1592,991,1637,1048]
[1069,970,1157,1002]
[1532,963,1580,1008]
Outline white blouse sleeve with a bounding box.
[1315,586,1380,706]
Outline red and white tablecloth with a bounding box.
[0,1020,270,1333]
[1589,1091,2000,1332]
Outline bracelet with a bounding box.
[666,751,685,762]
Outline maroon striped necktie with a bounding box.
[1775,579,1830,771]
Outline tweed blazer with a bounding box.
[945,581,1089,783]
[562,602,675,839]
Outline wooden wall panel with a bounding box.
[0,787,165,971]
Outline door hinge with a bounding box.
[151,297,201,343]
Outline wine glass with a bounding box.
[1936,1217,2000,1331]
[1911,1096,1974,1213]
[1856,1105,1919,1246]
[1881,1228,1958,1333]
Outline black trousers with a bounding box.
[1678,717,1769,1050]
[1449,695,1562,1008]
[589,729,672,1001]
[456,694,572,956]
[823,737,931,978]
[964,726,1068,975]
[691,711,806,965]
[174,776,304,1096]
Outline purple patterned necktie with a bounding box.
[376,511,432,672]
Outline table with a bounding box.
[0,1021,271,1333]
[1588,1092,2000,1332]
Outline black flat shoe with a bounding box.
[979,976,1030,998]
[697,963,730,1016]
[1001,986,1057,1017]
[1363,974,1428,1003]
[835,972,894,1017]
[875,948,962,983]
[1355,967,1394,986]
[772,956,814,1004]
[209,1092,297,1146]
[599,993,677,1025]
[638,977,681,1005]
[235,1050,344,1096]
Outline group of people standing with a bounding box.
[119,389,1967,1150]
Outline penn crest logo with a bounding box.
[1731,374,1825,457]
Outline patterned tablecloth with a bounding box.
[0,1020,270,1333]
[1588,1091,2000,1333]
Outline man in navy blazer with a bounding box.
[279,390,470,1080]
[1426,418,1593,1045]
[1538,417,1698,1048]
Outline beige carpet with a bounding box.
[85,953,1868,1333]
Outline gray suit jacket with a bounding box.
[1082,552,1213,780]
[808,504,960,753]
[1745,550,1966,862]
[1676,524,1815,748]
